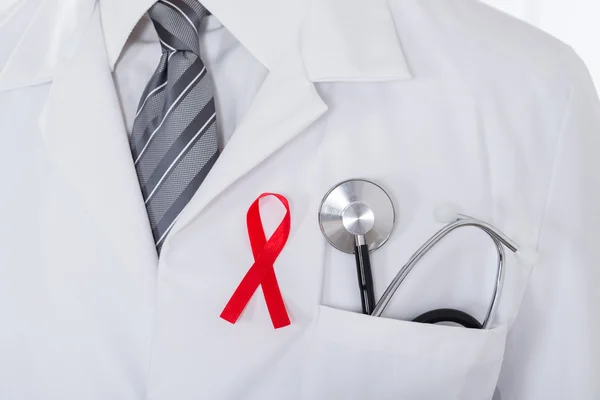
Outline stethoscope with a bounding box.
[318,179,537,329]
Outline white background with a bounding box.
[483,0,600,88]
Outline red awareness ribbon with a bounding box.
[220,193,291,329]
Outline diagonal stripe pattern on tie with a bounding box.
[131,0,218,253]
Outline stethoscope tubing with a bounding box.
[354,235,376,314]
[371,216,509,330]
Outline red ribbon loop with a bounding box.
[220,193,291,329]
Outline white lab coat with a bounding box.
[1,0,599,399]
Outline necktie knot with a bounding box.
[149,0,209,54]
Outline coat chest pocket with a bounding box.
[300,306,507,400]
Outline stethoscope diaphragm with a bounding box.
[318,179,395,254]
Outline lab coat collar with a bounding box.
[102,0,413,82]
[0,0,96,92]
[0,0,412,91]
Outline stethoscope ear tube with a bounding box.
[409,231,505,329]
[371,217,509,330]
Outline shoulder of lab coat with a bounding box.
[497,50,600,398]
[409,0,576,81]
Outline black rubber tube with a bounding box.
[354,244,376,315]
[413,308,483,329]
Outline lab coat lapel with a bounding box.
[165,0,413,243]
[39,10,158,269]
[167,57,328,242]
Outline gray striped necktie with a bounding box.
[131,0,218,252]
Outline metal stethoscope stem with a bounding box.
[371,214,518,330]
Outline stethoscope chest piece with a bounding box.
[318,179,525,328]
[318,179,395,254]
